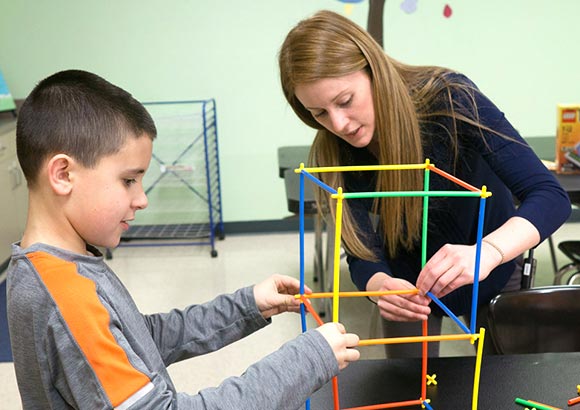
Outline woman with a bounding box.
[278,10,571,357]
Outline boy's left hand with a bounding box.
[254,274,311,319]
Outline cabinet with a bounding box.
[0,122,27,267]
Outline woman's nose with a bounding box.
[329,111,348,133]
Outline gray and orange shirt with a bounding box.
[7,243,337,409]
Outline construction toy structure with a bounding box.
[294,160,488,410]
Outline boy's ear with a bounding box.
[47,154,75,195]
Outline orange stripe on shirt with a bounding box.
[28,251,150,407]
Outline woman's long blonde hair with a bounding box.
[279,10,482,260]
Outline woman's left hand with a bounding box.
[415,243,498,298]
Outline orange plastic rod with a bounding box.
[295,289,419,299]
[332,377,340,410]
[428,164,481,193]
[342,398,424,410]
[568,396,580,406]
[358,333,476,346]
[421,320,428,401]
[300,296,324,326]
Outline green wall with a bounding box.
[1,1,579,223]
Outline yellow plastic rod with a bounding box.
[295,163,427,174]
[472,328,485,410]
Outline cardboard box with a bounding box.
[556,104,580,174]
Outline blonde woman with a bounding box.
[279,10,571,357]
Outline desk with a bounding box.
[526,137,580,275]
[310,353,580,409]
[278,146,317,213]
[278,145,311,178]
[527,136,580,206]
[551,172,580,205]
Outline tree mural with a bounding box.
[367,0,386,47]
[338,0,453,48]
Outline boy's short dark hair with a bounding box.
[16,69,157,187]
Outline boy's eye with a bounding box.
[124,178,137,187]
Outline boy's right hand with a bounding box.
[315,322,360,370]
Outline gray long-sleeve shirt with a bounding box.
[7,243,337,409]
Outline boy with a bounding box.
[7,70,360,409]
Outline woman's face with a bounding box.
[295,70,375,149]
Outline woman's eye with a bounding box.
[124,178,137,187]
[339,97,352,108]
[313,110,326,118]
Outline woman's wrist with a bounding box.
[482,239,505,265]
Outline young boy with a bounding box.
[7,70,360,409]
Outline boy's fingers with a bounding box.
[346,348,360,362]
[345,333,360,347]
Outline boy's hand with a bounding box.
[315,322,360,370]
[254,274,312,319]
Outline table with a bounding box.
[527,136,580,205]
[278,146,317,213]
[278,145,311,179]
[310,353,580,409]
[525,137,580,274]
[552,173,580,206]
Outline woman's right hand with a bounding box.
[315,322,360,370]
[368,272,431,322]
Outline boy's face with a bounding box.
[67,134,153,249]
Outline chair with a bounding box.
[487,285,580,354]
[553,241,580,285]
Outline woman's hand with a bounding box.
[368,273,431,322]
[416,243,500,298]
[416,218,542,298]
[253,274,312,319]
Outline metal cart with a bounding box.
[107,99,224,258]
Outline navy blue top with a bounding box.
[342,74,571,316]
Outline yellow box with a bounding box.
[556,104,580,174]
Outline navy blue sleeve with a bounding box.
[458,75,571,241]
[346,74,571,293]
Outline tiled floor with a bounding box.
[1,222,578,408]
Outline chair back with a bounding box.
[487,285,580,354]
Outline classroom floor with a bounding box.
[0,222,578,408]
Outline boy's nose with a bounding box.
[134,190,148,210]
